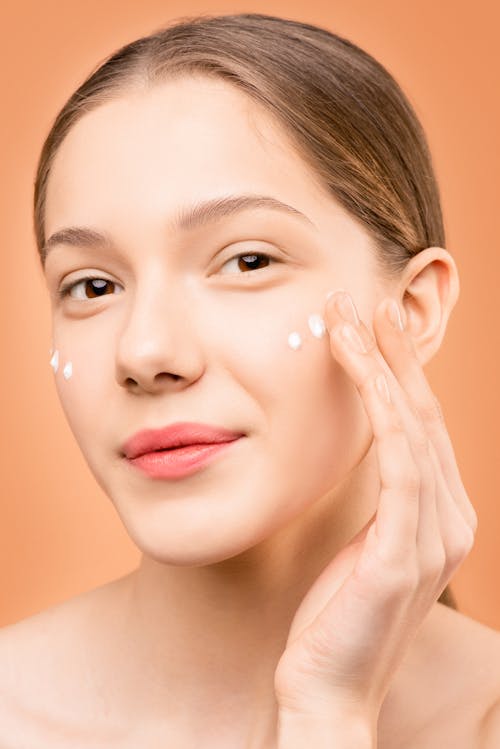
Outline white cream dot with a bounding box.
[63,361,73,380]
[308,313,326,339]
[287,331,302,350]
[49,350,59,373]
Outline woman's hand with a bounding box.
[273,289,478,729]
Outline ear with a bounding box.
[398,247,460,365]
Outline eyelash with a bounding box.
[57,252,280,300]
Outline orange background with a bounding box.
[1,1,498,629]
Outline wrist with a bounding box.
[277,708,376,749]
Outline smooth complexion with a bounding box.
[50,311,327,366]
[38,75,465,745]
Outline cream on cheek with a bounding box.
[49,347,73,380]
[48,304,330,375]
[286,288,350,351]
[47,290,335,378]
[287,311,327,351]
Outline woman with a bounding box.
[1,12,498,747]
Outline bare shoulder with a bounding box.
[434,602,500,697]
[378,601,500,748]
[401,602,500,748]
[449,607,500,747]
[0,595,85,745]
[0,576,116,682]
[0,574,132,747]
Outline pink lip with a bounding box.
[121,421,245,479]
[125,440,242,479]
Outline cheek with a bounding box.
[51,336,111,457]
[218,302,371,484]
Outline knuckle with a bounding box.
[360,366,378,393]
[385,408,406,434]
[419,398,443,425]
[469,508,479,535]
[380,460,420,495]
[416,394,445,426]
[403,466,421,494]
[412,426,431,456]
[404,408,433,466]
[446,525,475,566]
[421,548,447,582]
[459,522,476,553]
[301,622,331,660]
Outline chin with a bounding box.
[118,504,281,569]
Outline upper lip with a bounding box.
[121,422,245,460]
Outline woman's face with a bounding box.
[43,76,384,565]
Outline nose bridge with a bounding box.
[115,265,198,388]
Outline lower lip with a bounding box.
[125,439,243,479]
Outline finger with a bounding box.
[362,299,464,565]
[432,472,475,597]
[327,317,421,562]
[325,293,438,565]
[367,300,474,597]
[360,296,475,595]
[371,297,477,533]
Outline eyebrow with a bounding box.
[41,193,317,265]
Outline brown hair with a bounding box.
[33,12,456,609]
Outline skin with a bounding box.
[1,75,499,747]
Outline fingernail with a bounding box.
[387,300,405,331]
[335,291,360,326]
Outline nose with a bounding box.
[115,275,204,395]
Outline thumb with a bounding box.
[285,512,376,646]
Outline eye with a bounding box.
[219,252,279,276]
[58,276,123,300]
[58,252,279,301]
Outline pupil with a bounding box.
[239,254,266,272]
[88,279,109,297]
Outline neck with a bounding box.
[94,440,416,744]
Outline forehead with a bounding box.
[44,76,332,234]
